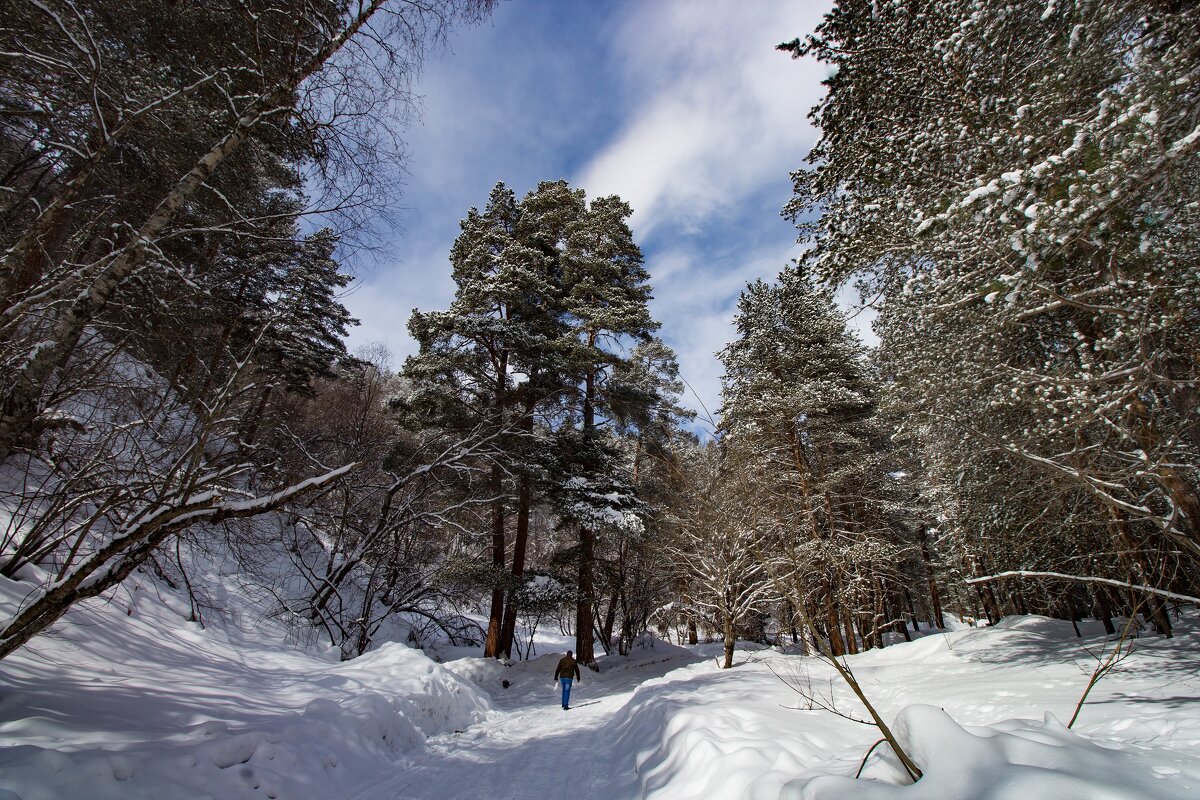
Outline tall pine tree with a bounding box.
[719,265,907,655]
[404,182,562,656]
[556,193,658,665]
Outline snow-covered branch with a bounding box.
[965,571,1200,606]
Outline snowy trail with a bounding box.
[349,650,701,800]
[347,623,1200,800]
[352,689,633,800]
[7,604,1200,800]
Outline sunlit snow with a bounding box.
[2,569,1197,799]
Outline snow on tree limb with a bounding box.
[965,571,1200,606]
[0,462,357,659]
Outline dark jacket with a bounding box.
[554,654,581,681]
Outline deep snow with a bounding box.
[2,567,1199,799]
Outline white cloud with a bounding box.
[570,1,835,429]
[576,1,830,239]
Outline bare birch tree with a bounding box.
[669,442,776,669]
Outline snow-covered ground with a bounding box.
[0,568,489,800]
[2,568,1198,799]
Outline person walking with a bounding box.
[554,649,581,710]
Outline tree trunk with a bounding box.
[919,526,945,628]
[499,392,535,658]
[498,471,531,659]
[979,582,1002,625]
[722,613,735,669]
[575,524,596,664]
[905,588,920,631]
[1093,586,1117,635]
[841,604,858,655]
[824,595,845,656]
[239,383,275,448]
[1128,399,1200,557]
[1066,596,1083,638]
[969,555,1003,624]
[872,580,893,648]
[483,340,510,658]
[786,601,800,644]
[892,592,912,643]
[1010,585,1029,616]
[619,593,641,657]
[601,592,618,655]
[1110,508,1173,637]
[482,461,507,657]
[574,351,598,666]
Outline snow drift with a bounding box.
[0,567,490,800]
[788,704,1194,800]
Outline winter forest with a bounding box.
[1,1,1199,798]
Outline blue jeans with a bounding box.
[560,678,573,707]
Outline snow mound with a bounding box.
[786,704,1196,800]
[443,652,562,702]
[328,642,490,735]
[0,691,425,800]
[608,659,838,800]
[0,650,489,800]
[0,567,491,800]
[594,637,695,675]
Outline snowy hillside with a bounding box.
[3,564,1198,799]
[0,566,489,800]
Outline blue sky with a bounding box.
[342,0,850,428]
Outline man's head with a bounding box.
[566,650,573,657]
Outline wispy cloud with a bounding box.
[576,2,829,240]
[570,1,834,425]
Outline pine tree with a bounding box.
[719,264,908,654]
[403,180,664,663]
[404,182,562,656]
[556,192,659,665]
[237,228,358,448]
[589,338,692,656]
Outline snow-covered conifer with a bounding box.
[789,0,1200,625]
[719,265,911,654]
